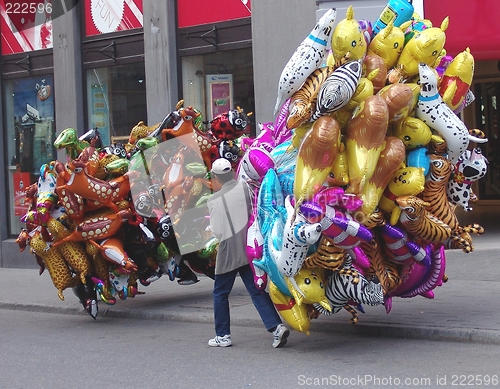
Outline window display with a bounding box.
[4,75,55,235]
[86,63,147,145]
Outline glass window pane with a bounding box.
[4,75,56,236]
[86,63,147,146]
[181,48,255,135]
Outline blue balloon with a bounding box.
[278,172,295,198]
[255,168,290,295]
[407,147,430,176]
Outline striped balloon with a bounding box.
[311,59,362,122]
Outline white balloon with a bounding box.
[273,8,337,115]
[416,63,469,164]
[274,196,322,279]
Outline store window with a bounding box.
[181,48,255,135]
[4,75,56,235]
[86,62,147,145]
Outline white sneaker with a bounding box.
[272,324,290,348]
[208,334,232,347]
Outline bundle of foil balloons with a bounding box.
[236,1,489,334]
[17,1,489,334]
[16,100,252,319]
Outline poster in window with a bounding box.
[91,83,110,146]
[207,74,233,120]
[13,172,31,216]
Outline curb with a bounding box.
[2,302,499,345]
[306,320,500,345]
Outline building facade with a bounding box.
[1,0,499,267]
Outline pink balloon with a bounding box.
[389,245,433,298]
[400,243,446,299]
[274,98,292,145]
[236,147,275,182]
[239,136,255,152]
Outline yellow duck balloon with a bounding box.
[329,6,367,67]
[378,166,426,225]
[392,116,432,150]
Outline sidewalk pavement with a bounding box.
[1,230,499,345]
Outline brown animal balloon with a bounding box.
[377,83,414,123]
[363,54,387,93]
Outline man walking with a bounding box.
[206,158,289,348]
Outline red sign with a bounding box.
[424,0,500,60]
[85,0,143,37]
[0,0,53,54]
[177,0,251,28]
[13,172,31,216]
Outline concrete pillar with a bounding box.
[0,86,6,245]
[52,4,85,136]
[143,0,179,124]
[251,0,318,125]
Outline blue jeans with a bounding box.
[213,264,282,336]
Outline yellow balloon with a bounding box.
[396,17,449,79]
[331,6,367,66]
[358,136,406,218]
[269,281,311,335]
[438,47,474,111]
[345,96,389,195]
[368,21,405,69]
[294,116,341,206]
[392,117,432,149]
[378,166,426,225]
[285,268,331,311]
